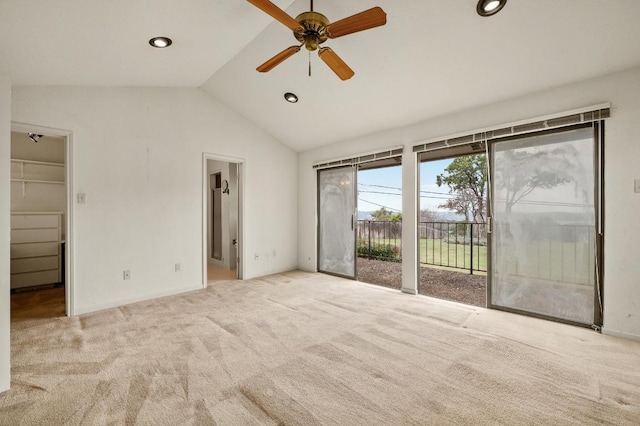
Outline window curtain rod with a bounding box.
[313,146,403,170]
[413,104,610,154]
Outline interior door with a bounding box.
[489,126,599,325]
[318,166,357,279]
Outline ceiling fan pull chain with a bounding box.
[309,51,312,76]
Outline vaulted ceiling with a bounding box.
[2,0,640,152]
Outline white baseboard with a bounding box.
[73,284,203,316]
[601,327,640,342]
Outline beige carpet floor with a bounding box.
[1,271,640,425]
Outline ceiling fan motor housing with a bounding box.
[294,12,329,51]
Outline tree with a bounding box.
[371,207,401,222]
[436,154,487,222]
[495,145,580,213]
[420,208,443,222]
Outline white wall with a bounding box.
[12,87,298,315]
[298,66,640,340]
[0,75,11,393]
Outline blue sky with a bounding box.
[357,159,454,213]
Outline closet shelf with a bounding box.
[11,179,65,185]
[11,158,64,167]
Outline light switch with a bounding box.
[635,180,640,194]
[77,193,86,204]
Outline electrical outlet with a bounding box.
[77,193,86,204]
[123,270,131,280]
[175,263,181,272]
[254,253,259,260]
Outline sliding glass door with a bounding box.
[318,166,357,279]
[489,126,600,325]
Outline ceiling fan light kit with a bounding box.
[247,0,387,80]
[477,0,507,17]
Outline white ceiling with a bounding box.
[2,0,640,152]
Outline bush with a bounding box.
[357,241,401,262]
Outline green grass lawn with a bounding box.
[419,238,487,272]
[357,237,487,272]
[358,236,593,284]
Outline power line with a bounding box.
[493,198,594,208]
[360,182,454,197]
[359,183,402,191]
[421,189,456,197]
[420,195,456,200]
[358,198,402,213]
[359,190,401,196]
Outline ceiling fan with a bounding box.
[247,0,387,80]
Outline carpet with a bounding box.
[1,271,639,425]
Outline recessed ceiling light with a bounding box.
[284,92,298,103]
[477,0,507,17]
[149,37,172,48]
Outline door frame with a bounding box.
[316,165,358,280]
[11,122,75,316]
[486,123,604,328]
[201,153,244,285]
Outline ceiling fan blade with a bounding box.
[318,47,354,80]
[325,7,387,38]
[246,0,303,31]
[257,46,301,72]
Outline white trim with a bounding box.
[73,284,203,316]
[201,153,245,286]
[414,103,611,147]
[601,327,640,343]
[11,122,75,317]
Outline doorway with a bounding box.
[415,120,603,327]
[317,165,357,278]
[418,152,488,307]
[202,154,243,284]
[355,160,403,289]
[489,125,602,326]
[9,123,73,318]
[316,149,403,283]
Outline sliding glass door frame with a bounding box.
[317,165,358,280]
[486,123,604,328]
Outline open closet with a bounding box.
[10,132,66,293]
